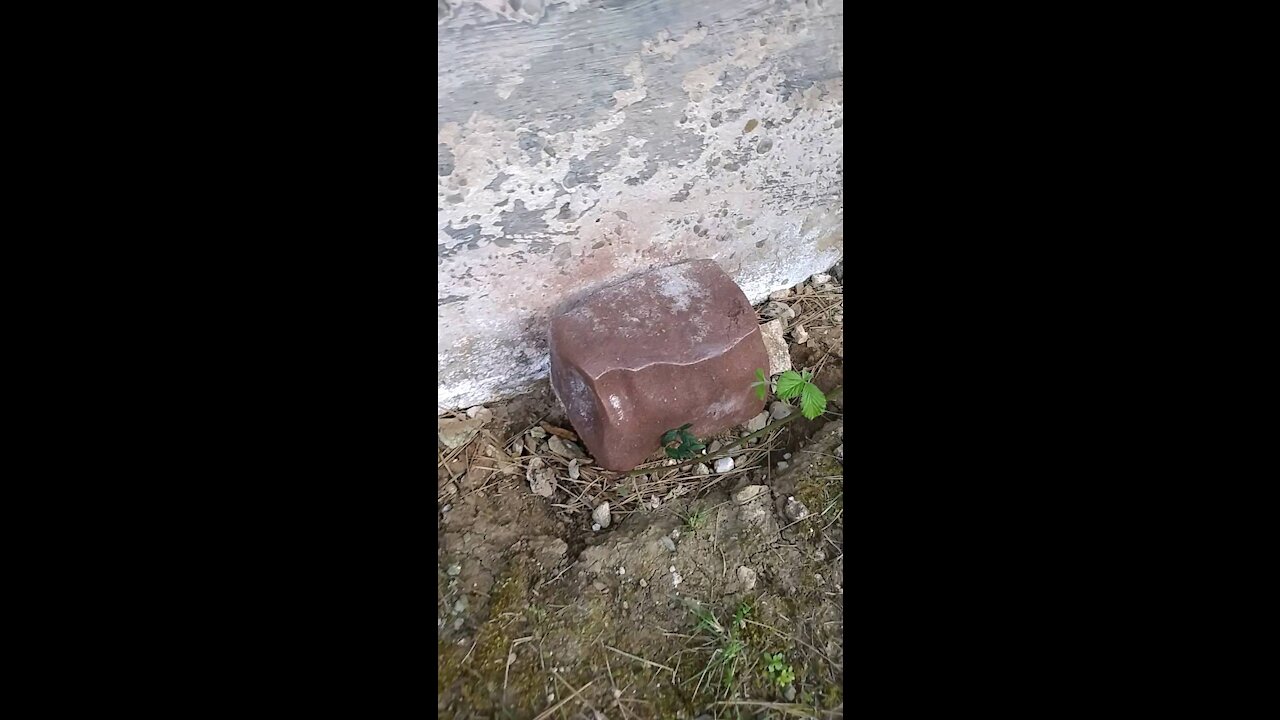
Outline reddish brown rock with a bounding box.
[548,259,769,471]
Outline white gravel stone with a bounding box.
[784,496,810,521]
[526,457,555,498]
[770,401,794,420]
[592,501,612,528]
[714,457,735,473]
[746,411,770,432]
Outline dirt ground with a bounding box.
[438,266,844,719]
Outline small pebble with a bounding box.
[592,523,601,532]
[528,426,547,438]
[617,566,625,575]
[547,694,555,703]
[592,501,612,528]
[670,529,680,540]
[762,301,796,320]
[777,461,788,470]
[708,440,722,454]
[447,563,461,577]
[784,453,792,460]
[770,401,793,420]
[746,411,769,432]
[792,324,810,344]
[639,578,647,588]
[784,685,797,701]
[568,459,580,480]
[784,496,810,521]
[441,504,452,513]
[812,272,832,284]
[714,457,735,473]
[693,463,710,476]
[660,536,676,552]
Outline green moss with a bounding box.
[438,556,548,717]
[794,457,843,519]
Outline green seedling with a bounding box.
[661,423,706,459]
[763,651,796,687]
[766,368,828,420]
[751,368,770,401]
[684,506,709,532]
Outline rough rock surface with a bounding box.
[759,319,792,376]
[548,259,768,471]
[438,417,484,449]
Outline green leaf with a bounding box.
[799,381,827,419]
[750,368,769,402]
[775,370,806,400]
[662,423,705,459]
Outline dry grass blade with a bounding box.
[715,700,820,718]
[532,679,594,720]
[604,645,675,673]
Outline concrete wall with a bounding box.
[438,0,844,413]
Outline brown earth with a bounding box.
[438,266,843,720]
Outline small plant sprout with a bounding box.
[764,651,796,687]
[684,506,709,533]
[661,423,706,459]
[763,368,828,420]
[750,368,770,402]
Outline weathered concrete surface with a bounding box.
[438,0,843,412]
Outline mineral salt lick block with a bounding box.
[548,259,769,471]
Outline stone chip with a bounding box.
[759,319,792,376]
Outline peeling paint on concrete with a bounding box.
[439,0,843,412]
